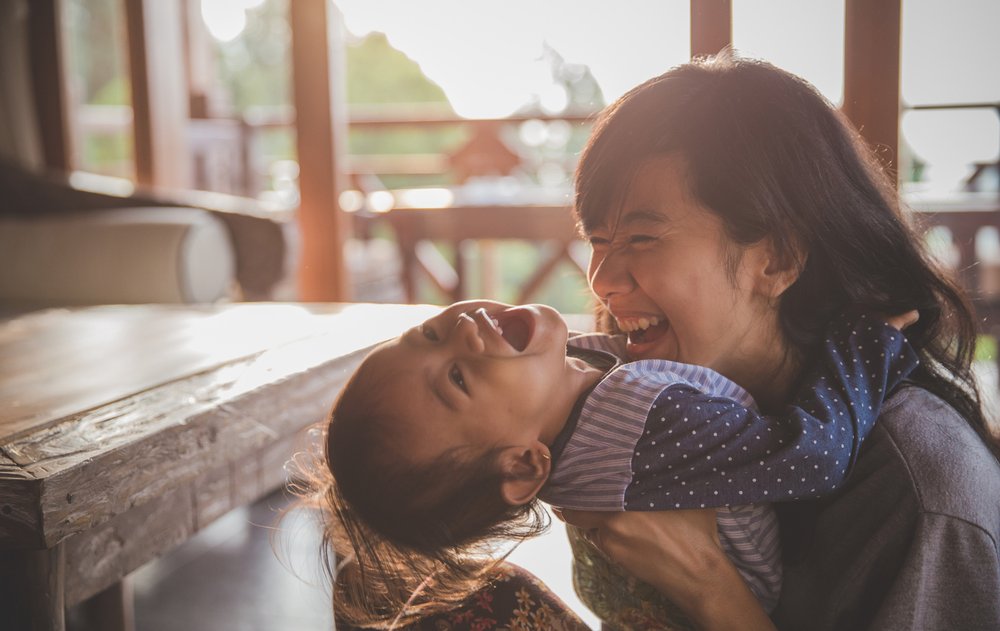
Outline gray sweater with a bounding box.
[772,385,1000,630]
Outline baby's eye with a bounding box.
[421,324,439,342]
[449,364,468,393]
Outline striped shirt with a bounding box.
[539,314,920,611]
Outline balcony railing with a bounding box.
[75,103,1000,323]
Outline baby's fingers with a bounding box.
[883,309,919,331]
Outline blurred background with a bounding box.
[5,0,997,316]
[1,1,997,629]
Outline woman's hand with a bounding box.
[554,508,777,631]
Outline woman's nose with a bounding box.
[447,313,486,354]
[588,246,634,301]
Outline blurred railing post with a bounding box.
[124,0,192,189]
[27,0,73,173]
[290,0,352,301]
[843,0,902,184]
[690,0,732,58]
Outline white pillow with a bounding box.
[0,207,235,305]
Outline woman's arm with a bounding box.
[557,508,777,631]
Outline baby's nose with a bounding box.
[451,313,486,354]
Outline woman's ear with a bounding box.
[498,442,552,506]
[751,237,805,300]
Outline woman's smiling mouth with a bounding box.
[615,315,670,350]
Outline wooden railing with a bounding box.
[183,105,598,304]
[77,102,1000,319]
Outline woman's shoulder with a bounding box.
[870,384,1000,528]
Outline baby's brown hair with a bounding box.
[321,351,549,628]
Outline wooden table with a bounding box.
[0,302,438,630]
[382,202,586,303]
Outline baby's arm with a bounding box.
[624,313,919,509]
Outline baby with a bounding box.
[325,300,918,627]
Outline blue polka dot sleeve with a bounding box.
[624,313,919,509]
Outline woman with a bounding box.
[332,54,1000,630]
[561,53,1000,630]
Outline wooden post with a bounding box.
[27,0,73,172]
[690,0,732,58]
[124,0,191,188]
[289,0,352,301]
[0,545,66,631]
[77,579,134,631]
[183,0,227,119]
[843,0,902,184]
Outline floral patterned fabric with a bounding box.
[336,562,591,631]
[566,526,697,631]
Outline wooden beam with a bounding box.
[690,0,732,58]
[27,0,73,172]
[289,0,351,301]
[123,0,191,188]
[843,0,902,184]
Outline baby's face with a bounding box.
[363,300,603,463]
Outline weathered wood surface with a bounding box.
[0,303,437,552]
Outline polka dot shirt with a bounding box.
[544,313,920,511]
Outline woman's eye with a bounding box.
[449,364,468,393]
[421,325,439,341]
[588,236,610,249]
[628,235,656,245]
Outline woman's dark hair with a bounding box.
[575,53,998,459]
[317,351,549,628]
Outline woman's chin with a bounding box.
[625,334,675,362]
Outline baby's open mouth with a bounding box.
[617,316,669,346]
[493,309,533,351]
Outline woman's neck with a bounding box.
[725,324,803,412]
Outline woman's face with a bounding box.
[586,154,780,383]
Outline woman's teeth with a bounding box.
[617,317,660,332]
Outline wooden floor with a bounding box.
[116,488,596,630]
[128,491,336,631]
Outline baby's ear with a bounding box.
[498,443,551,506]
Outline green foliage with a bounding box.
[82,132,133,178]
[64,0,128,104]
[976,335,997,362]
[91,76,130,106]
[345,32,453,108]
[214,0,292,110]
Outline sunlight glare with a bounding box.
[339,190,365,213]
[368,190,396,213]
[396,187,455,209]
[201,0,248,42]
[333,0,687,118]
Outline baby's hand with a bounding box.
[881,310,919,331]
